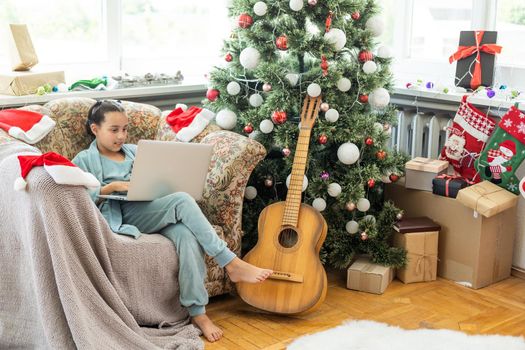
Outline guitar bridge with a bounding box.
[269,271,303,283]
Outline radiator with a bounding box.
[390,109,454,159]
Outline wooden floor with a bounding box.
[205,270,525,349]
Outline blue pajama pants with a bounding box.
[120,192,236,316]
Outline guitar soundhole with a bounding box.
[278,228,298,248]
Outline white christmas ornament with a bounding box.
[366,16,384,37]
[239,47,261,70]
[286,174,308,192]
[289,0,303,11]
[259,119,274,133]
[374,122,384,133]
[337,77,351,92]
[327,183,342,197]
[325,108,339,123]
[377,45,392,59]
[363,214,376,224]
[249,94,264,107]
[312,198,327,211]
[357,198,370,212]
[253,1,268,16]
[285,73,299,86]
[369,87,391,109]
[346,220,359,234]
[216,109,237,130]
[244,186,257,200]
[226,81,241,95]
[324,28,347,51]
[337,142,360,165]
[307,83,321,97]
[249,130,260,139]
[362,61,377,74]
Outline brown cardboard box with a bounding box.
[405,157,448,192]
[347,256,394,294]
[8,24,39,71]
[393,217,440,283]
[385,182,517,289]
[456,181,518,218]
[0,70,65,96]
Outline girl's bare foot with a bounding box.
[225,257,273,283]
[192,314,223,342]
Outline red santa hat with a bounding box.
[165,104,215,142]
[499,139,516,158]
[0,109,56,144]
[14,152,99,191]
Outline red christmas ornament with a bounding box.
[225,53,233,62]
[243,123,254,134]
[318,134,328,144]
[206,88,220,102]
[389,174,400,182]
[321,55,329,77]
[271,111,287,124]
[365,137,374,146]
[238,13,254,29]
[325,11,333,33]
[358,50,374,62]
[276,35,288,50]
[376,150,387,160]
[359,94,369,103]
[351,11,361,20]
[367,178,375,188]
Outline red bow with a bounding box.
[449,31,502,90]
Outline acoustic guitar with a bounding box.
[237,95,328,314]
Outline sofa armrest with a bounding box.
[197,131,266,255]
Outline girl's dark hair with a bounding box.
[85,99,125,137]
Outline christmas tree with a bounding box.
[204,0,409,268]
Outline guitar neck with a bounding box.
[283,127,311,227]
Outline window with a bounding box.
[495,0,525,67]
[0,0,106,65]
[121,0,230,79]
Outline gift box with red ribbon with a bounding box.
[432,174,469,198]
[449,31,502,90]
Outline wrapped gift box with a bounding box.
[405,157,449,192]
[450,31,500,90]
[8,24,39,71]
[347,256,394,294]
[0,70,65,96]
[432,175,469,198]
[385,180,517,289]
[393,217,440,283]
[456,181,518,218]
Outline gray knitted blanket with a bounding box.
[0,142,203,349]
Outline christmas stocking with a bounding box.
[475,106,525,194]
[440,95,496,182]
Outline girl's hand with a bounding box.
[101,181,129,194]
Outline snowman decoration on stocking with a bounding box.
[485,140,515,184]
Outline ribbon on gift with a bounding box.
[459,150,479,169]
[435,174,463,197]
[449,31,502,90]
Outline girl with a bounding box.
[72,100,272,343]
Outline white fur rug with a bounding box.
[287,320,525,350]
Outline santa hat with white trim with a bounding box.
[0,109,56,144]
[165,104,215,142]
[14,152,100,191]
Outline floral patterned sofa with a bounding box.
[0,97,266,297]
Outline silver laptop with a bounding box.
[97,140,213,201]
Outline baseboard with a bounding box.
[511,267,525,280]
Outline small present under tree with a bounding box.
[204,0,408,268]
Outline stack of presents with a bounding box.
[347,94,525,294]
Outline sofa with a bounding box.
[0,97,266,349]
